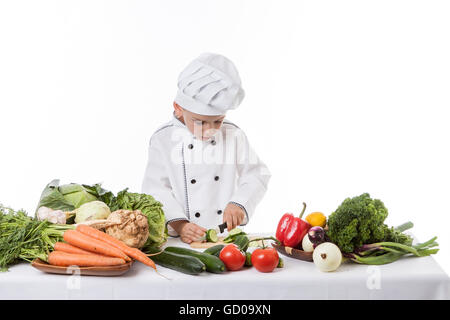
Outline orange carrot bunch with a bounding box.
[49,225,157,271]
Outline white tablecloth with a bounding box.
[1,234,449,300]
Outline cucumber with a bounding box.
[206,229,218,242]
[223,228,245,242]
[233,234,250,252]
[203,244,225,256]
[245,251,252,266]
[277,257,284,268]
[228,227,243,236]
[165,246,226,274]
[147,249,206,275]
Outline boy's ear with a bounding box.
[173,101,183,118]
[173,101,182,110]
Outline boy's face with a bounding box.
[174,102,225,141]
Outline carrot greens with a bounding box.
[0,204,74,271]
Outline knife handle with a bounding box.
[218,222,228,233]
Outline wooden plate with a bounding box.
[271,243,313,262]
[31,259,134,276]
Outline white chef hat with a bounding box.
[174,53,245,116]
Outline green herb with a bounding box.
[0,204,74,271]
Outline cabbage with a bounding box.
[59,184,98,208]
[35,179,114,214]
[74,201,111,223]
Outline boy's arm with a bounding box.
[228,129,271,224]
[141,140,188,236]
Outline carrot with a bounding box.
[54,242,97,256]
[63,229,131,262]
[76,224,157,270]
[48,251,126,267]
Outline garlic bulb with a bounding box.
[36,206,66,224]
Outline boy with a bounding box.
[142,53,271,244]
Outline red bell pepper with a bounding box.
[275,213,294,244]
[283,202,311,248]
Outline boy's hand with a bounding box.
[169,220,207,244]
[223,203,246,231]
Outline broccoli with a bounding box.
[327,193,412,253]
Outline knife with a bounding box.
[215,222,228,234]
[195,222,228,243]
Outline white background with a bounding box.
[1,1,449,274]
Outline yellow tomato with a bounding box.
[305,212,327,227]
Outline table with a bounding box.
[1,235,449,300]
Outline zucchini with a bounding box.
[203,244,225,256]
[233,234,250,252]
[146,249,206,275]
[165,246,226,274]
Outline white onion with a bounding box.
[302,233,314,252]
[313,242,342,272]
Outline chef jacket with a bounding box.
[141,114,271,237]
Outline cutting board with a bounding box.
[190,236,227,249]
[189,235,262,249]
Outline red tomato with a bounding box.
[251,248,279,273]
[219,244,246,271]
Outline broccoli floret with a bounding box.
[327,193,407,253]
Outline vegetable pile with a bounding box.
[327,193,439,265]
[274,193,440,272]
[327,193,412,253]
[0,201,160,271]
[0,179,168,272]
[142,229,283,275]
[36,179,167,250]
